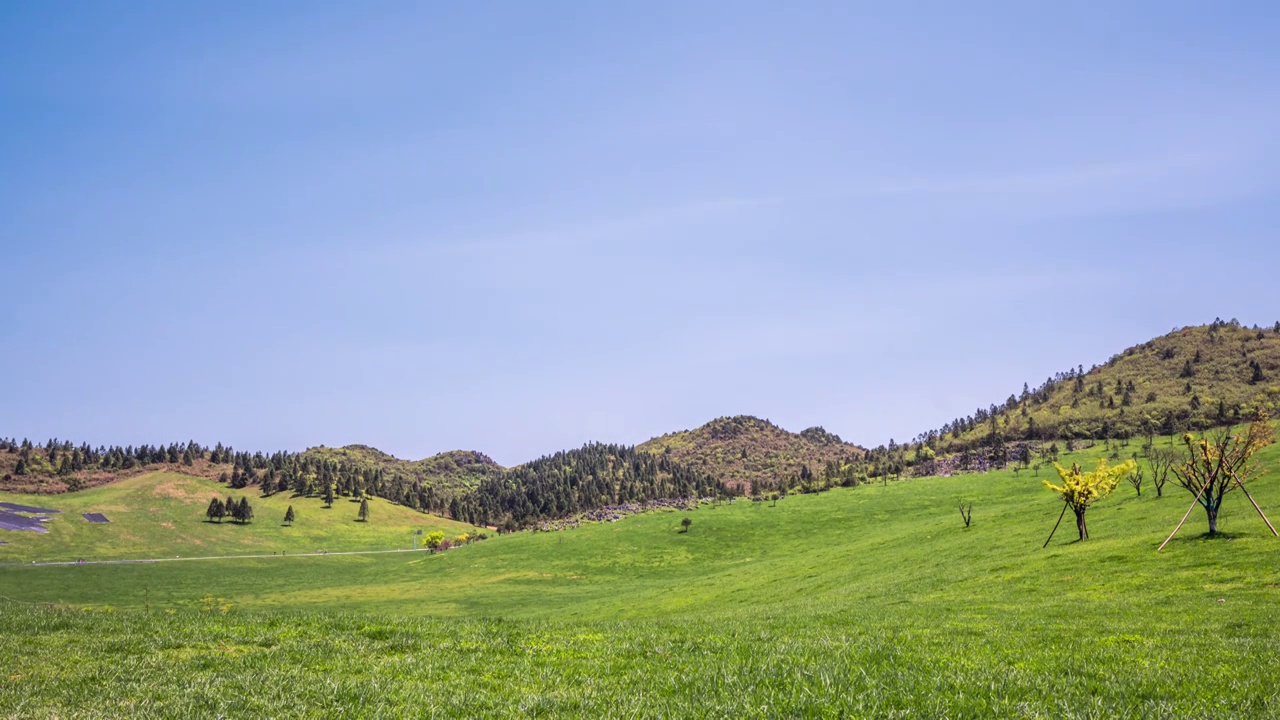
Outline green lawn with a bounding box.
[3,439,1280,717]
[0,472,474,562]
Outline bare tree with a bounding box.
[1146,448,1178,498]
[1127,460,1145,496]
[1160,414,1275,547]
[958,501,973,528]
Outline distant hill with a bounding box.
[638,415,865,492]
[0,438,503,500]
[301,446,503,494]
[449,442,728,530]
[0,437,723,530]
[920,319,1280,453]
[0,470,475,561]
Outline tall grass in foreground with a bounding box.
[3,604,1279,719]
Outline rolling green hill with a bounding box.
[0,471,476,562]
[3,434,1280,716]
[912,320,1280,455]
[638,415,865,492]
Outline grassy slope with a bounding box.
[7,438,1280,616]
[0,472,475,562]
[3,438,1280,717]
[639,415,864,490]
[944,323,1280,447]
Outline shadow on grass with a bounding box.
[1187,531,1247,541]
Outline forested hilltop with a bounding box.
[0,437,731,530]
[638,415,865,493]
[856,319,1280,480]
[0,439,494,513]
[930,321,1278,445]
[301,445,504,495]
[0,439,499,501]
[449,443,727,530]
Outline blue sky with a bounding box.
[2,2,1278,465]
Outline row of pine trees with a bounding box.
[206,496,255,524]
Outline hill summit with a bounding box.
[301,445,504,494]
[638,415,864,492]
[919,319,1280,453]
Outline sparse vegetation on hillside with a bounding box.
[865,320,1280,480]
[638,415,864,493]
[942,321,1277,444]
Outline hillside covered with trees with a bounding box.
[449,443,730,530]
[0,437,730,531]
[638,415,865,493]
[921,320,1279,449]
[857,320,1280,480]
[302,445,504,494]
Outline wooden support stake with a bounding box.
[1158,481,1210,552]
[1043,501,1069,549]
[1228,468,1278,537]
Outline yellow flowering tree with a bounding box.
[1043,459,1135,543]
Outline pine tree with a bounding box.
[284,505,295,526]
[324,484,335,508]
[238,497,253,524]
[358,497,370,522]
[206,498,224,523]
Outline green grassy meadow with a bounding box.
[3,439,1280,717]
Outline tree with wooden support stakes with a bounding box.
[1158,412,1276,551]
[1042,459,1135,546]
